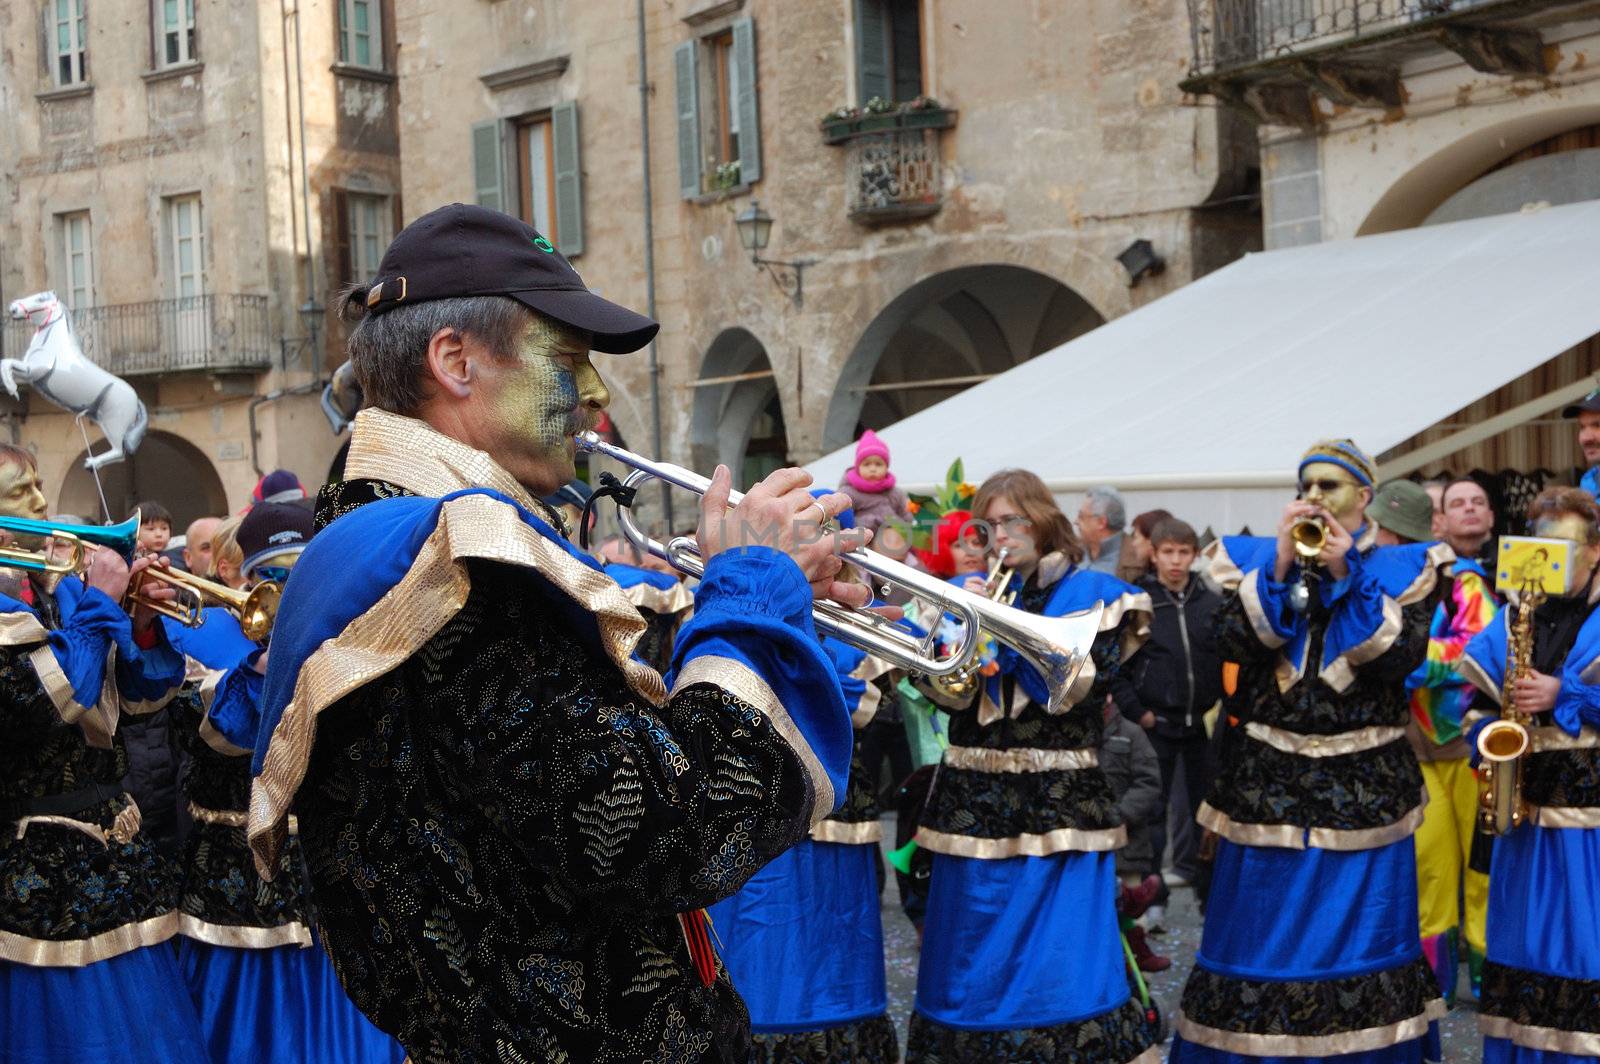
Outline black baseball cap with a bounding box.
[362,204,659,355]
[1563,387,1600,418]
[237,502,314,577]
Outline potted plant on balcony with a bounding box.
[819,105,862,145]
[712,160,742,192]
[899,95,957,131]
[857,95,899,134]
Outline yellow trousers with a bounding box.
[1414,757,1488,952]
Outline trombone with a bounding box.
[0,512,281,640]
[575,432,1102,713]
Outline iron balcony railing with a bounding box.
[1189,0,1514,74]
[3,294,274,376]
[847,130,945,226]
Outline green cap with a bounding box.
[1371,480,1434,544]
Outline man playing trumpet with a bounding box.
[1171,440,1454,1063]
[248,205,869,1063]
[0,444,210,1060]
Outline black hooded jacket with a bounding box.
[1132,573,1223,738]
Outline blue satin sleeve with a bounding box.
[1253,569,1302,643]
[1553,661,1600,736]
[1320,550,1385,634]
[822,637,870,720]
[40,585,127,709]
[668,546,853,812]
[113,626,186,710]
[210,655,266,752]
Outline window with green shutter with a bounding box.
[853,0,922,105]
[674,40,701,199]
[551,102,584,257]
[676,20,763,199]
[472,120,506,214]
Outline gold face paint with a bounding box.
[1299,462,1366,529]
[480,314,609,493]
[1532,513,1600,595]
[0,460,48,521]
[0,459,49,552]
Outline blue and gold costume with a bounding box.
[604,561,694,676]
[169,609,403,1064]
[0,575,210,1061]
[248,409,855,1063]
[1170,525,1453,1062]
[706,635,899,1062]
[1462,584,1600,1063]
[906,553,1159,1063]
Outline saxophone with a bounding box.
[1476,582,1543,836]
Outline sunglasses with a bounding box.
[1299,477,1358,495]
[250,565,294,584]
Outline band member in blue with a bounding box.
[707,500,899,1062]
[168,502,403,1064]
[906,468,1158,1063]
[1171,440,1452,1063]
[0,444,210,1061]
[247,205,868,1063]
[598,534,695,675]
[1460,487,1600,1063]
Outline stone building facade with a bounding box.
[392,0,1259,509]
[1183,0,1600,478]
[0,0,401,526]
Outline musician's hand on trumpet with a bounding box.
[125,554,181,636]
[82,543,135,603]
[697,464,877,610]
[1274,501,1352,582]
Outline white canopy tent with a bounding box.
[805,200,1600,535]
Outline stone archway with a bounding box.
[689,328,788,488]
[1358,104,1600,235]
[57,430,229,528]
[821,265,1104,456]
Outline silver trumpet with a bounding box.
[576,432,1103,713]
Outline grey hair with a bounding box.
[336,286,535,415]
[1083,485,1127,532]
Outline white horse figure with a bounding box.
[4,291,147,471]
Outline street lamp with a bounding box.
[281,297,325,372]
[733,199,814,309]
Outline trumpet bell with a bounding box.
[1290,517,1326,559]
[0,513,141,574]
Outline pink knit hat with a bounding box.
[855,429,890,465]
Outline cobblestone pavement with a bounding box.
[877,815,1481,1060]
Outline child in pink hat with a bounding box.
[839,429,912,536]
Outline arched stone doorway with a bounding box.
[822,265,1103,455]
[1425,125,1600,226]
[1358,105,1600,234]
[57,430,229,528]
[690,328,788,489]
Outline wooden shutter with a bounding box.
[890,0,923,102]
[674,40,701,199]
[472,120,505,213]
[853,0,891,105]
[552,101,584,257]
[333,189,352,286]
[732,18,760,185]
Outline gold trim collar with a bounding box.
[344,408,548,521]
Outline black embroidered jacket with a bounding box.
[291,477,835,1064]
